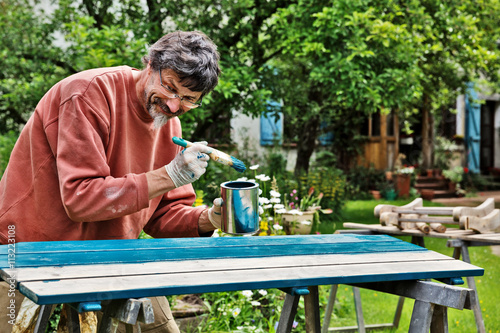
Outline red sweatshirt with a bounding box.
[0,66,206,243]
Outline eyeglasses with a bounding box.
[158,69,203,109]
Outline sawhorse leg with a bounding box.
[352,280,475,333]
[322,285,404,333]
[98,298,154,333]
[447,239,487,333]
[278,287,321,333]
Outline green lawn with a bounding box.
[320,199,500,333]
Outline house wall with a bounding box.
[495,102,500,168]
[230,113,298,171]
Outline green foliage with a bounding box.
[344,165,386,200]
[2,0,500,173]
[297,167,347,222]
[200,289,284,332]
[0,131,18,176]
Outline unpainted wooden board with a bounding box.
[19,259,483,305]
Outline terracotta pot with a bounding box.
[371,190,382,200]
[281,211,315,235]
[448,181,456,192]
[426,169,434,177]
[396,174,411,198]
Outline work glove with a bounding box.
[165,142,212,188]
[208,198,223,229]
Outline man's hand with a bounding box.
[165,143,212,188]
[208,198,223,229]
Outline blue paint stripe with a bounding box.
[0,234,402,255]
[22,267,485,305]
[2,241,425,268]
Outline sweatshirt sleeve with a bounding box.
[55,95,149,222]
[143,184,211,238]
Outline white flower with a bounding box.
[241,290,253,298]
[273,224,283,230]
[250,164,259,170]
[263,204,273,209]
[273,204,285,210]
[258,188,263,195]
[247,179,256,183]
[270,198,281,204]
[275,209,287,214]
[232,307,241,316]
[251,301,261,306]
[259,206,264,214]
[270,190,281,198]
[236,177,248,181]
[259,197,270,205]
[258,290,268,296]
[301,220,312,225]
[255,174,270,181]
[288,209,303,216]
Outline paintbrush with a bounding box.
[172,137,246,173]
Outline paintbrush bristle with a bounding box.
[230,156,246,173]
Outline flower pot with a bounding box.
[396,174,411,198]
[281,211,315,235]
[370,190,382,200]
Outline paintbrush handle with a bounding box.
[172,137,234,167]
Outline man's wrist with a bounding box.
[198,209,217,234]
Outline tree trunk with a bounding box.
[421,94,434,170]
[294,116,319,176]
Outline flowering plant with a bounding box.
[443,166,468,184]
[396,166,415,175]
[286,186,332,214]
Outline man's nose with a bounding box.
[167,97,182,113]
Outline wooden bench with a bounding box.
[0,234,483,332]
[340,224,499,333]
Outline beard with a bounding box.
[148,102,169,130]
[146,96,185,130]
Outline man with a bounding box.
[0,30,223,332]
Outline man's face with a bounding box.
[144,68,202,129]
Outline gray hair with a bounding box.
[143,31,221,97]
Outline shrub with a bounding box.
[0,131,18,176]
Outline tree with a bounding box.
[270,0,425,173]
[408,0,500,169]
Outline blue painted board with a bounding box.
[2,241,425,268]
[0,234,401,255]
[0,235,426,268]
[0,234,400,254]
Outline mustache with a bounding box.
[152,98,184,117]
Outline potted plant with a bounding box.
[281,187,332,235]
[442,166,466,192]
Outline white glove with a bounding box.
[208,198,223,229]
[165,143,212,188]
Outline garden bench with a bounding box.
[342,198,500,333]
[0,234,483,333]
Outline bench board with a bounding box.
[0,234,484,305]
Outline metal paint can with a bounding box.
[220,181,260,235]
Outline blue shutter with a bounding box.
[260,100,283,146]
[318,121,334,146]
[465,83,481,173]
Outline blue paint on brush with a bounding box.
[172,137,246,173]
[230,156,246,172]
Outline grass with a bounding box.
[321,199,500,333]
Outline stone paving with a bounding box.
[432,191,500,208]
